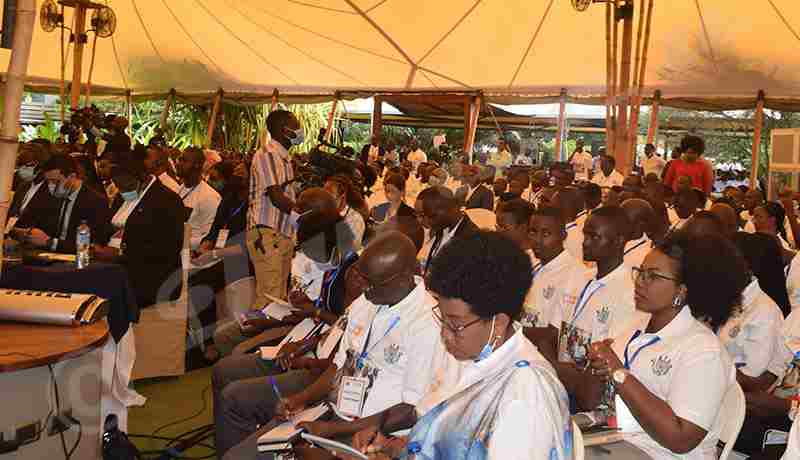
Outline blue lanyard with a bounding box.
[570,279,603,325]
[225,202,246,227]
[357,314,400,369]
[532,263,543,280]
[566,221,578,231]
[623,330,661,369]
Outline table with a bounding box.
[0,320,109,460]
[0,261,139,342]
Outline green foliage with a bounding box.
[19,112,60,142]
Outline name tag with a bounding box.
[215,229,229,249]
[5,216,19,235]
[337,376,368,418]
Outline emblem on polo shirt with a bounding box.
[384,343,403,364]
[729,325,741,338]
[652,355,672,376]
[543,286,555,300]
[596,305,610,324]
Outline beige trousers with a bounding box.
[245,227,293,309]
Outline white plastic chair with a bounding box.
[717,383,746,460]
[215,275,257,322]
[572,420,585,460]
[465,208,496,230]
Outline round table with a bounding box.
[0,320,109,372]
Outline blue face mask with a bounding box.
[16,165,35,181]
[475,316,497,362]
[120,190,139,202]
[289,127,305,146]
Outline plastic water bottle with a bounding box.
[76,220,91,269]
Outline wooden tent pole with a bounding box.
[0,0,36,275]
[370,95,383,140]
[70,2,88,109]
[206,89,223,148]
[605,1,614,153]
[554,89,567,162]
[83,33,98,106]
[126,89,132,138]
[612,0,620,132]
[751,90,765,186]
[463,95,481,163]
[615,0,635,174]
[160,89,176,132]
[487,104,503,137]
[647,89,661,144]
[325,93,339,143]
[270,89,279,112]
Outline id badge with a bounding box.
[109,229,124,250]
[5,216,18,235]
[337,376,368,418]
[215,229,229,249]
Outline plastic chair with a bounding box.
[215,276,257,322]
[572,420,585,460]
[717,383,746,460]
[131,223,192,381]
[465,208,496,230]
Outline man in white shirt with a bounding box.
[641,143,666,178]
[487,140,513,178]
[218,231,445,459]
[569,139,594,182]
[592,155,625,189]
[177,147,222,250]
[406,139,428,173]
[620,198,655,269]
[550,186,586,262]
[144,146,181,194]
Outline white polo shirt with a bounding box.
[159,172,181,195]
[570,151,594,182]
[718,278,785,377]
[624,235,651,270]
[592,169,624,188]
[552,263,638,364]
[613,307,736,460]
[784,419,800,460]
[788,255,800,312]
[179,180,221,250]
[564,219,584,262]
[330,278,443,419]
[521,250,580,329]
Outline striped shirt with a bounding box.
[248,140,296,237]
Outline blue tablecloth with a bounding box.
[0,262,139,342]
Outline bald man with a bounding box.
[219,231,446,460]
[710,202,740,239]
[621,198,656,268]
[416,186,480,274]
[377,215,425,255]
[550,186,586,261]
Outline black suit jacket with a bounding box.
[464,184,494,211]
[52,185,113,254]
[424,214,481,274]
[12,181,60,235]
[108,180,189,307]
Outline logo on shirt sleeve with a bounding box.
[596,305,610,324]
[651,355,673,377]
[384,343,404,365]
[543,285,555,300]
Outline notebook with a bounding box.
[300,433,368,460]
[257,403,330,451]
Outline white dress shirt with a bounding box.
[570,151,594,182]
[50,184,83,251]
[784,419,800,460]
[592,169,625,188]
[564,219,584,262]
[341,206,365,250]
[787,255,800,312]
[718,278,785,377]
[521,250,581,329]
[407,149,428,171]
[613,307,736,460]
[158,172,181,195]
[179,180,221,250]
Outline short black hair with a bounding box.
[645,143,656,152]
[657,231,748,331]
[583,182,602,201]
[509,169,530,185]
[266,110,294,137]
[586,205,630,238]
[496,199,534,226]
[760,201,788,242]
[732,232,791,315]
[40,154,78,176]
[531,206,565,229]
[680,135,706,155]
[427,231,533,319]
[603,155,616,168]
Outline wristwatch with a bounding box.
[612,368,629,386]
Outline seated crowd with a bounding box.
[11,111,800,460]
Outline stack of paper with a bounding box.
[257,403,330,452]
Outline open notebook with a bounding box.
[300,433,367,460]
[257,403,330,452]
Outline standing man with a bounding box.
[248,110,303,307]
[177,147,222,250]
[569,138,593,182]
[407,138,428,174]
[641,143,666,178]
[591,155,625,188]
[487,139,513,178]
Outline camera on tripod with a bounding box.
[290,129,375,196]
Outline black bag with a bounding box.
[102,414,139,460]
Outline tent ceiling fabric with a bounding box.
[1,0,800,106]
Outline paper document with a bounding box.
[5,217,18,235]
[37,252,77,263]
[262,302,297,321]
[259,345,282,361]
[317,327,345,360]
[257,403,330,447]
[276,318,322,349]
[300,433,368,460]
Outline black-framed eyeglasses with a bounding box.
[631,266,680,284]
[432,305,483,337]
[350,265,409,294]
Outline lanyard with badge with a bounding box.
[559,279,604,364]
[337,310,400,418]
[570,279,604,326]
[215,202,246,249]
[623,330,660,369]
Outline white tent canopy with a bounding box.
[2,0,800,107]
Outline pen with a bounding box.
[269,376,284,402]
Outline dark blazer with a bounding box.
[464,184,494,211]
[359,144,385,164]
[108,180,188,307]
[424,214,481,274]
[369,201,416,224]
[52,184,113,254]
[12,181,60,235]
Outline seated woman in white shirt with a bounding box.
[349,231,573,460]
[324,175,367,249]
[588,231,748,460]
[753,201,796,254]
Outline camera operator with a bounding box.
[247,110,304,308]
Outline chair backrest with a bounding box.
[179,223,192,302]
[717,382,746,460]
[222,276,257,318]
[572,420,585,460]
[465,208,496,230]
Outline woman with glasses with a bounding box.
[349,231,573,460]
[752,201,795,251]
[588,231,748,460]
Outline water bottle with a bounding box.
[76,220,91,269]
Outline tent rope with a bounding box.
[365,0,390,14]
[285,0,354,15]
[102,0,129,90]
[130,0,167,64]
[418,0,483,64]
[692,0,718,72]
[160,0,224,76]
[767,0,800,43]
[509,0,555,88]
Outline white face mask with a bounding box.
[16,165,35,181]
[289,127,305,146]
[288,210,311,230]
[47,182,56,194]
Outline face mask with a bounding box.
[475,316,498,362]
[121,190,139,202]
[209,179,225,192]
[48,182,56,194]
[16,166,35,181]
[289,127,305,146]
[288,210,311,230]
[52,181,70,199]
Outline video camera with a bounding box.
[290,129,374,196]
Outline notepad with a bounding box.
[300,433,368,460]
[256,403,330,451]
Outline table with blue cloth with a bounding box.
[0,262,139,343]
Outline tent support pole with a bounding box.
[206,89,223,148]
[614,0,634,174]
[751,90,765,186]
[0,0,35,275]
[271,89,279,112]
[555,89,567,162]
[463,95,480,163]
[605,1,614,155]
[646,89,661,145]
[160,88,176,132]
[70,2,88,109]
[325,93,339,143]
[126,89,132,138]
[370,95,383,140]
